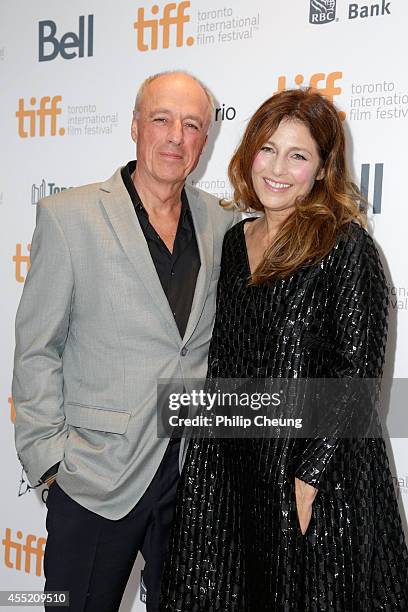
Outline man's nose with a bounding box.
[168,120,183,145]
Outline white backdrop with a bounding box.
[1,1,407,610]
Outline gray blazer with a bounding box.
[13,167,237,519]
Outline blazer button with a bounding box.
[180,347,188,356]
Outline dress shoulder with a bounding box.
[224,217,254,243]
[328,221,384,276]
[336,221,377,253]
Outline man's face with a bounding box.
[131,74,211,188]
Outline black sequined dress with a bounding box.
[160,220,408,611]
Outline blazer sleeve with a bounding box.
[230,202,242,228]
[294,226,389,493]
[12,201,74,486]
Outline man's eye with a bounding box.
[185,123,199,130]
[153,117,167,123]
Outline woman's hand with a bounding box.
[295,477,318,535]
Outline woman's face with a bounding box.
[251,119,324,216]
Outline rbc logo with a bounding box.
[133,2,194,51]
[39,15,94,61]
[309,0,337,24]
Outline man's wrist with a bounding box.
[40,462,60,484]
[45,475,57,487]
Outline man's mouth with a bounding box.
[160,152,183,160]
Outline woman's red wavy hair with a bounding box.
[227,88,366,284]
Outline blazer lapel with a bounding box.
[182,185,214,344]
[99,168,181,343]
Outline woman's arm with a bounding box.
[294,225,389,495]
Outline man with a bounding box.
[13,71,237,611]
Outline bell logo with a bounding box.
[133,2,194,51]
[276,71,345,120]
[16,96,65,138]
[39,15,94,62]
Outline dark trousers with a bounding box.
[44,441,180,612]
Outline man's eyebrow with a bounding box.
[184,115,204,127]
[149,109,204,127]
[149,108,171,116]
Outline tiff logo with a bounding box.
[310,0,337,24]
[276,72,345,120]
[133,2,194,51]
[360,163,383,214]
[2,528,46,576]
[8,396,16,423]
[13,244,31,283]
[39,15,94,61]
[32,180,70,205]
[16,96,65,138]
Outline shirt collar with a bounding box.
[121,160,191,221]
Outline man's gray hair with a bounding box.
[133,70,215,125]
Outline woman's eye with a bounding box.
[261,146,274,153]
[292,153,307,160]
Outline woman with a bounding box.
[160,89,408,611]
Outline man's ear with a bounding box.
[131,113,138,143]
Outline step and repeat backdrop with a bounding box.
[1,1,407,609]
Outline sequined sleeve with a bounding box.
[294,225,389,492]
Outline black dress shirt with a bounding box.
[121,160,201,338]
